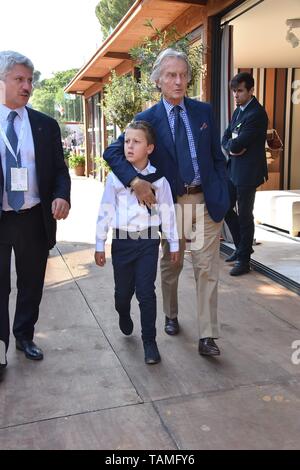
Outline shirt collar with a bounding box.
[240,97,254,112]
[0,104,25,123]
[133,161,155,175]
[163,97,186,116]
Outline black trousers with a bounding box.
[225,180,257,262]
[111,232,160,342]
[0,205,49,351]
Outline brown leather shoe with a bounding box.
[164,317,179,335]
[198,338,220,356]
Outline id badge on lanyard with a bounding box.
[0,116,28,192]
[11,167,28,191]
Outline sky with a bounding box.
[1,0,102,79]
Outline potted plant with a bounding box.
[68,154,85,176]
[63,147,71,168]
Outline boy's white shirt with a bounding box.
[96,162,179,252]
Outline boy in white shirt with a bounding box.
[95,121,179,364]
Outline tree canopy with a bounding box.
[31,69,82,123]
[95,0,135,38]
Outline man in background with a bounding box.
[222,72,268,276]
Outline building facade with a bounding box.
[65,0,300,191]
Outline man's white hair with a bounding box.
[0,51,34,81]
[150,48,192,84]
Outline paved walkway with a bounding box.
[1,176,300,450]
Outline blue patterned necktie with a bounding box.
[173,105,195,185]
[6,111,24,211]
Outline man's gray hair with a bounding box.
[150,48,192,84]
[0,51,34,81]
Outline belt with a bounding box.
[183,185,203,195]
[113,226,160,240]
[2,203,41,215]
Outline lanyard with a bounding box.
[0,115,26,164]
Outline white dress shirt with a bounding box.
[0,104,40,211]
[96,162,179,252]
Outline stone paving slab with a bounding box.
[154,382,300,450]
[1,176,300,449]
[1,246,141,428]
[0,402,174,450]
[57,244,300,403]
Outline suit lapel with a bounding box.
[184,98,200,152]
[26,107,43,177]
[154,100,176,162]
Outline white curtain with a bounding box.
[220,24,234,140]
[220,24,234,244]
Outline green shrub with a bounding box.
[68,154,85,168]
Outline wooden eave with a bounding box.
[65,0,207,96]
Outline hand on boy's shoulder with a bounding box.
[131,178,156,207]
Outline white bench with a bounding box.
[254,190,300,237]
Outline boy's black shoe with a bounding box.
[143,340,161,365]
[119,316,134,335]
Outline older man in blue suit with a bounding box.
[104,49,229,356]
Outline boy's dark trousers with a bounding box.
[111,230,160,342]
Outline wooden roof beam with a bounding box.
[81,77,103,82]
[104,52,132,60]
[160,0,207,4]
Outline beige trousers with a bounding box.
[160,193,222,339]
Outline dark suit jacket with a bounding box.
[222,97,268,187]
[0,107,71,249]
[104,97,229,223]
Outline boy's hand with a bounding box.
[170,251,180,264]
[95,251,106,267]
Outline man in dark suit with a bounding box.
[0,51,71,373]
[104,49,229,356]
[222,72,268,276]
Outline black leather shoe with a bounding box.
[0,360,7,370]
[225,251,238,263]
[143,340,161,364]
[16,339,44,360]
[230,261,250,276]
[198,338,220,356]
[119,315,134,336]
[164,316,179,335]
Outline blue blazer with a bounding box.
[104,97,229,223]
[222,97,268,187]
[0,107,71,249]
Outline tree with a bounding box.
[103,70,142,131]
[95,0,135,38]
[103,21,206,129]
[31,69,82,123]
[33,70,41,88]
[130,20,206,102]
